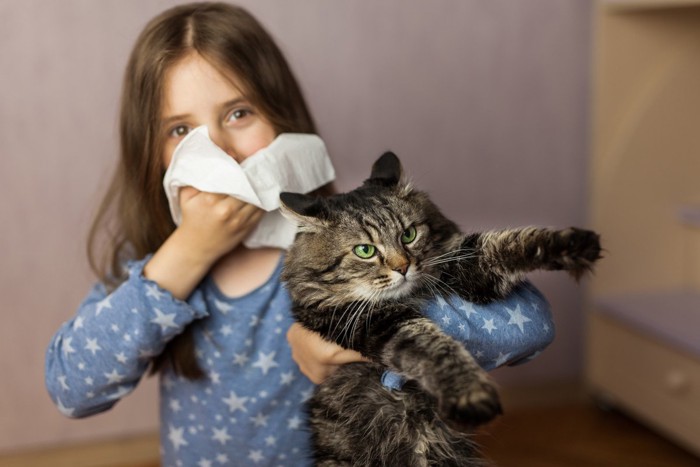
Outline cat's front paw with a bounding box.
[437,374,502,431]
[551,228,602,279]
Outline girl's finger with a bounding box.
[179,186,200,203]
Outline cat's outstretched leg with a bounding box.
[454,227,602,300]
[378,316,502,431]
[482,226,600,277]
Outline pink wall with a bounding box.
[0,0,592,452]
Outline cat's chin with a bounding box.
[378,279,416,300]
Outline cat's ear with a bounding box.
[365,151,403,187]
[279,192,329,229]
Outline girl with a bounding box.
[45,3,555,466]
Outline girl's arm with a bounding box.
[377,282,555,390]
[288,282,554,386]
[422,281,555,371]
[44,258,208,418]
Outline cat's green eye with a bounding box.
[353,244,376,259]
[401,226,417,244]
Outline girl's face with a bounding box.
[160,52,277,167]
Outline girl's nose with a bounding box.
[209,129,240,162]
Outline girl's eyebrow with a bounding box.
[161,113,192,127]
[220,97,247,109]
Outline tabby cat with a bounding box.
[280,152,601,466]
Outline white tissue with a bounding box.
[163,126,335,249]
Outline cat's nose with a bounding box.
[393,262,409,276]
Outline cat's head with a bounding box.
[280,152,460,308]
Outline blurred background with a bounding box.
[1,0,698,465]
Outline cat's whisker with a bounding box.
[422,254,478,267]
[427,246,475,260]
[422,273,460,303]
[423,273,457,296]
[347,297,373,345]
[422,252,477,263]
[355,290,381,341]
[335,300,365,343]
[329,303,344,339]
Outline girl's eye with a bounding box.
[353,244,376,259]
[227,108,252,123]
[169,125,190,138]
[401,226,417,244]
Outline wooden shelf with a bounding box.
[604,0,700,10]
[595,291,700,358]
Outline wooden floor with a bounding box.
[2,403,698,466]
[475,403,700,467]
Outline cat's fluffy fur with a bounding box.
[280,152,601,466]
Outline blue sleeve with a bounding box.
[381,281,555,389]
[44,257,209,418]
[423,281,555,369]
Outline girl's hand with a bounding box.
[287,323,369,384]
[143,187,263,300]
[178,186,264,264]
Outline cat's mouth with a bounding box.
[379,275,416,299]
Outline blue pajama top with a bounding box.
[45,254,554,467]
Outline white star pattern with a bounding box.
[222,391,249,413]
[62,337,75,355]
[95,297,111,315]
[494,352,512,367]
[170,399,182,412]
[213,298,234,314]
[482,318,497,334]
[248,450,264,464]
[506,304,532,333]
[459,302,478,318]
[104,369,125,384]
[115,352,128,364]
[58,375,70,391]
[300,387,314,402]
[145,283,164,301]
[168,425,188,451]
[73,316,84,329]
[250,412,269,427]
[280,371,295,385]
[287,415,302,430]
[233,353,249,367]
[197,458,212,467]
[106,385,132,401]
[56,398,75,417]
[84,338,101,355]
[252,351,279,375]
[212,427,232,445]
[151,308,178,332]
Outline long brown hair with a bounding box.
[88,2,322,377]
